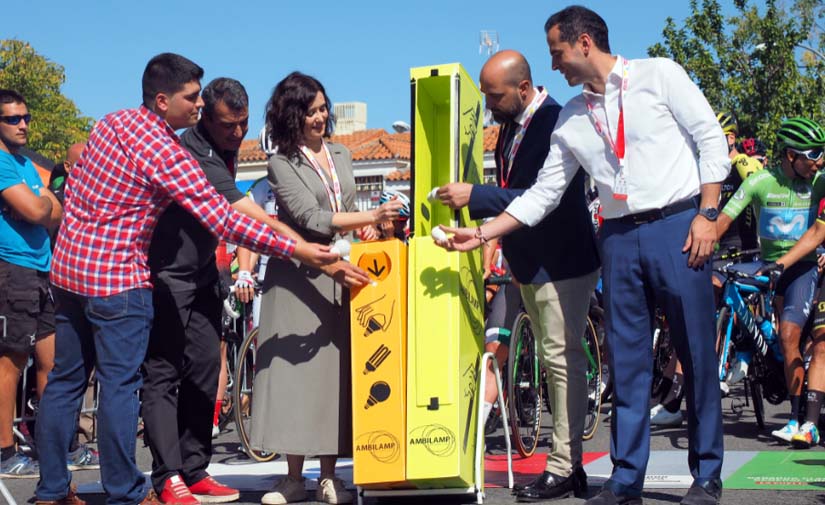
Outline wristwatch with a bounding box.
[698,207,720,221]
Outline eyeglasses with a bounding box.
[0,114,31,125]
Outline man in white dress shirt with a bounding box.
[439,6,729,505]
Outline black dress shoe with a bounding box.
[584,488,643,505]
[512,466,587,495]
[514,468,587,502]
[680,479,722,505]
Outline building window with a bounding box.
[356,175,384,193]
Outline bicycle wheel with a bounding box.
[508,312,542,458]
[582,316,602,441]
[715,307,734,383]
[233,327,277,462]
[747,377,766,430]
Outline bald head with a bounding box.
[480,50,535,124]
[64,142,85,173]
[481,50,533,87]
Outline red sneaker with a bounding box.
[187,476,239,503]
[159,475,199,505]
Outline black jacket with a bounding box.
[468,95,599,284]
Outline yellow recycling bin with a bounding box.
[350,239,408,486]
[406,62,485,489]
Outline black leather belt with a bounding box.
[608,196,699,226]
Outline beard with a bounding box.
[489,101,522,125]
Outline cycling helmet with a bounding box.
[258,125,278,156]
[378,189,410,219]
[777,117,825,150]
[739,137,767,157]
[716,111,738,134]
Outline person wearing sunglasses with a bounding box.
[0,89,62,479]
[716,117,825,446]
[755,119,825,450]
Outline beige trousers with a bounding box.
[520,269,600,476]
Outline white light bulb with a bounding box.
[331,239,351,259]
[431,227,448,242]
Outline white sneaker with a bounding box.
[212,424,220,438]
[719,381,730,397]
[650,403,684,426]
[261,476,307,504]
[771,420,800,443]
[316,477,353,504]
[726,359,749,385]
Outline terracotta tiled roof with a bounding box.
[386,169,411,181]
[483,125,500,152]
[239,139,267,162]
[238,125,501,163]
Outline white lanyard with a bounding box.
[300,143,342,212]
[500,88,548,188]
[584,57,629,200]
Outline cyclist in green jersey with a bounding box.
[758,118,825,448]
[717,117,825,444]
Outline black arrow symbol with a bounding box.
[367,259,386,278]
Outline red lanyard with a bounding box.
[499,88,548,188]
[584,57,629,168]
[300,143,342,212]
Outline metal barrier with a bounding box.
[13,356,100,448]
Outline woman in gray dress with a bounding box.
[253,72,403,505]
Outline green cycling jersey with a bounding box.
[721,167,825,262]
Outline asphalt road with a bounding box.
[4,382,825,505]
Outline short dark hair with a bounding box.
[202,78,249,118]
[0,89,26,107]
[265,72,336,159]
[545,5,611,53]
[141,53,204,108]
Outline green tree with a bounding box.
[0,39,93,162]
[648,0,825,156]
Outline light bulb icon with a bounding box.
[364,381,391,409]
[364,345,391,374]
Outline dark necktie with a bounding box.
[500,121,518,183]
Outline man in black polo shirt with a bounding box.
[143,77,283,504]
[437,51,600,502]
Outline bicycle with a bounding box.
[715,259,785,430]
[490,277,603,457]
[225,286,278,462]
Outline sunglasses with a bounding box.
[0,114,31,125]
[790,147,824,161]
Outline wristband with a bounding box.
[475,226,489,245]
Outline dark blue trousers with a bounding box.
[600,208,723,496]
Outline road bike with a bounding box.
[224,286,278,462]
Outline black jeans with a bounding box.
[141,283,222,492]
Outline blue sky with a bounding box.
[14,1,741,138]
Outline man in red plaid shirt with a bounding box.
[34,53,338,505]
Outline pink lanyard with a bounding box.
[300,143,342,212]
[499,88,548,188]
[585,58,629,199]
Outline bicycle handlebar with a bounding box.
[712,247,761,262]
[223,286,241,320]
[223,282,263,321]
[717,264,780,287]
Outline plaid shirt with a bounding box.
[52,105,295,297]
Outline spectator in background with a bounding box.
[49,143,84,207]
[0,89,61,479]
